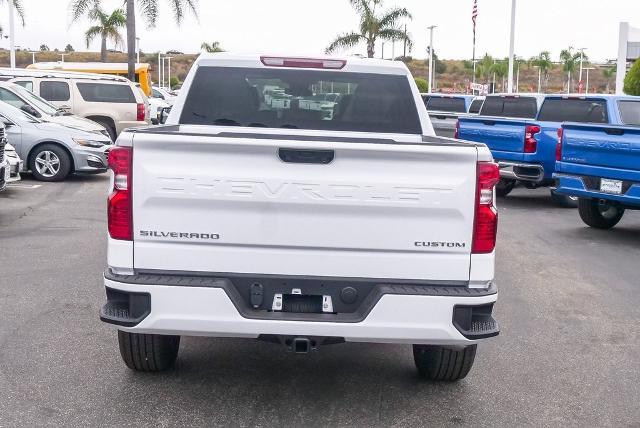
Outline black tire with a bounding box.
[95,119,117,141]
[578,198,625,229]
[29,144,72,182]
[496,179,517,197]
[550,190,579,208]
[413,344,477,381]
[117,331,180,372]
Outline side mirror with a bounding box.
[20,104,40,118]
[159,106,171,124]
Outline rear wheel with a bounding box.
[496,179,517,197]
[413,344,477,381]
[578,198,625,229]
[117,331,180,372]
[29,144,71,182]
[550,190,578,208]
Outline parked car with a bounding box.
[0,68,149,140]
[554,109,640,229]
[0,101,112,181]
[0,81,110,138]
[456,94,626,207]
[422,93,475,138]
[101,53,500,380]
[0,127,7,192]
[151,86,177,105]
[5,142,22,183]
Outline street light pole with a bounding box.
[578,47,587,88]
[8,1,16,68]
[428,25,437,93]
[584,67,595,94]
[507,0,517,93]
[30,51,36,64]
[166,56,173,89]
[534,66,542,93]
[136,37,140,63]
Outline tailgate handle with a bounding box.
[278,148,334,164]
[482,120,496,126]
[604,128,625,136]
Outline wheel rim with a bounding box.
[34,151,61,178]
[598,201,620,220]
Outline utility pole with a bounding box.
[507,0,516,93]
[584,67,595,94]
[428,25,437,93]
[534,65,542,93]
[403,24,407,58]
[157,52,161,86]
[8,1,16,68]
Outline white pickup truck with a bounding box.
[101,53,500,381]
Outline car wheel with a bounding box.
[117,331,180,372]
[496,179,517,197]
[550,190,579,208]
[29,144,71,182]
[578,198,625,229]
[413,344,477,381]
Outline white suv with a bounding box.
[0,69,149,140]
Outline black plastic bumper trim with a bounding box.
[104,270,497,324]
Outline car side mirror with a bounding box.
[159,106,171,124]
[20,104,40,118]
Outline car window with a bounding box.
[537,99,608,123]
[0,87,28,110]
[617,101,640,126]
[13,85,59,116]
[480,96,538,119]
[426,97,467,113]
[152,89,164,99]
[40,81,71,102]
[180,66,423,134]
[76,83,136,103]
[13,81,33,92]
[468,99,484,114]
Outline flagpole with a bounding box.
[472,0,478,88]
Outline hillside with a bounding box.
[0,50,617,94]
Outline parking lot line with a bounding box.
[8,183,42,189]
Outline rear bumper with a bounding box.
[554,174,640,208]
[498,160,545,183]
[102,272,499,345]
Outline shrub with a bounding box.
[414,78,428,93]
[624,59,640,95]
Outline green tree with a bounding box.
[623,59,640,95]
[492,61,508,92]
[65,44,75,53]
[559,48,586,92]
[530,51,553,91]
[70,0,198,80]
[39,44,49,51]
[82,8,126,62]
[201,41,224,53]
[325,0,412,58]
[414,77,428,93]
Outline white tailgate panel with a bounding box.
[132,133,477,281]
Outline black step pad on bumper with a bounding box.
[100,288,151,327]
[453,304,500,339]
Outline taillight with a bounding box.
[260,56,346,69]
[137,103,146,121]
[108,146,132,241]
[473,162,499,254]
[524,125,540,153]
[556,128,564,161]
[454,120,460,139]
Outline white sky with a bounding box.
[2,0,639,62]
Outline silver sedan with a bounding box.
[0,102,112,181]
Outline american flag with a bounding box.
[472,0,478,37]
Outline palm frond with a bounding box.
[68,0,99,23]
[325,32,364,54]
[169,0,199,25]
[377,28,413,51]
[10,0,25,26]
[84,25,102,48]
[138,0,159,27]
[378,7,411,29]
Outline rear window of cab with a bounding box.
[426,97,467,113]
[618,100,640,126]
[537,98,608,123]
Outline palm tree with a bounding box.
[1,0,25,25]
[84,8,126,62]
[2,0,25,67]
[201,41,224,53]
[530,51,553,91]
[560,48,582,93]
[70,0,198,80]
[492,61,508,92]
[602,67,616,93]
[325,0,412,58]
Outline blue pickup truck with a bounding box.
[422,94,478,138]
[457,94,635,207]
[554,101,640,228]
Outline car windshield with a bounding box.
[4,104,40,123]
[12,84,60,116]
[179,66,422,134]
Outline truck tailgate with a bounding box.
[131,130,479,281]
[458,117,527,155]
[561,123,640,174]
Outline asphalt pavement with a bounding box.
[1,175,639,427]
